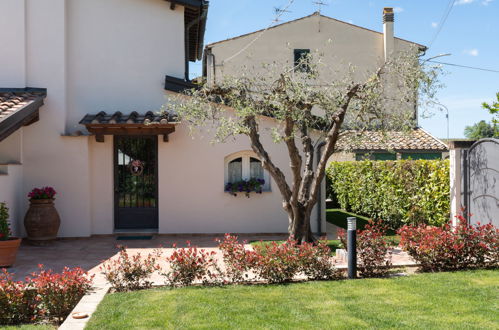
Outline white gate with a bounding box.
[465,139,499,227]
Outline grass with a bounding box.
[250,239,342,253]
[327,208,400,245]
[86,270,499,329]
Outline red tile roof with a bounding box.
[0,89,46,142]
[336,128,448,152]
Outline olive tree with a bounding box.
[167,50,441,242]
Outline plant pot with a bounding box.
[24,199,61,245]
[0,237,21,267]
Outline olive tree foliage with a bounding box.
[167,48,442,242]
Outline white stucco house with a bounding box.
[203,9,448,161]
[0,0,327,238]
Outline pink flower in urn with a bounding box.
[28,186,57,200]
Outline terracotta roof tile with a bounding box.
[0,92,44,123]
[0,89,46,142]
[79,111,177,126]
[336,128,448,152]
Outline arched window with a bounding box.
[224,151,271,191]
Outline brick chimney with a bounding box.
[383,7,394,61]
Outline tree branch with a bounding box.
[307,83,361,210]
[245,116,293,210]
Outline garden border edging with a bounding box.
[59,283,110,330]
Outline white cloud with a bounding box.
[455,0,476,5]
[393,7,404,13]
[464,49,479,56]
[455,0,493,4]
[431,22,438,28]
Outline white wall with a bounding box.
[66,0,185,130]
[0,165,24,236]
[0,0,26,87]
[0,130,23,164]
[157,116,322,234]
[89,137,114,235]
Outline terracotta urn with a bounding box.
[0,237,22,267]
[24,199,61,245]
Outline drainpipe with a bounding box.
[316,141,327,235]
[184,3,208,81]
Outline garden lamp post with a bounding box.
[347,217,357,279]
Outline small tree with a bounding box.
[168,50,440,242]
[481,92,499,137]
[464,120,496,139]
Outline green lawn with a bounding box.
[86,270,499,329]
[327,208,400,245]
[250,239,342,252]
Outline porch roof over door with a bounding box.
[79,111,178,142]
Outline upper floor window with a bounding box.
[225,151,271,191]
[294,49,311,72]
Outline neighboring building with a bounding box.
[0,0,324,237]
[331,128,449,161]
[203,9,448,159]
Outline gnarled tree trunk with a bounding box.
[288,203,315,243]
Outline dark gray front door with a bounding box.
[114,136,158,229]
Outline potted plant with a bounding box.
[225,178,265,197]
[0,202,22,267]
[24,187,60,245]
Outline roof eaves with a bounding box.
[0,88,47,143]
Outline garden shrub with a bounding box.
[326,159,450,228]
[296,240,340,280]
[339,220,392,278]
[252,239,301,283]
[0,270,39,325]
[216,234,256,283]
[398,216,499,272]
[32,266,93,323]
[100,246,160,292]
[0,266,92,326]
[164,242,221,287]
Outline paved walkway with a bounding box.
[8,233,415,281]
[8,234,288,281]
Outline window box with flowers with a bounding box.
[224,151,271,197]
[24,187,61,245]
[0,202,21,267]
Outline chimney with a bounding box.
[383,7,394,61]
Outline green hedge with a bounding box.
[326,160,450,228]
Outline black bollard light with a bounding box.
[347,216,357,279]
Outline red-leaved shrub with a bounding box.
[32,265,93,323]
[0,270,39,325]
[100,246,160,292]
[296,239,340,280]
[164,242,221,287]
[216,234,256,283]
[398,215,499,272]
[356,221,392,277]
[338,221,392,277]
[0,266,92,325]
[252,239,301,283]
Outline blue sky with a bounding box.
[190,0,499,139]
